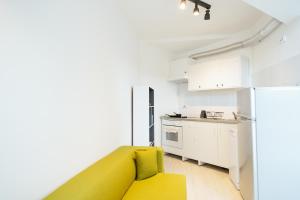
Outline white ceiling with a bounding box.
[119,0,267,54]
[242,0,300,23]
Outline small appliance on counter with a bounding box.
[166,112,187,118]
[206,111,224,119]
[200,110,207,118]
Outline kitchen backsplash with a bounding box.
[180,105,237,119]
[178,83,237,119]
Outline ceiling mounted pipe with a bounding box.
[189,18,282,60]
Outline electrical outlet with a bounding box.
[280,34,287,44]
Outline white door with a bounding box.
[238,118,256,200]
[169,58,189,81]
[228,126,239,189]
[218,124,236,168]
[201,61,219,89]
[187,64,204,91]
[218,57,242,89]
[198,123,219,165]
[188,62,218,91]
[255,87,300,200]
[182,122,201,160]
[133,86,149,146]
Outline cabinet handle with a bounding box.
[221,84,224,87]
[216,84,219,87]
[198,85,201,88]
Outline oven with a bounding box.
[162,121,183,149]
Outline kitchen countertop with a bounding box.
[160,116,239,124]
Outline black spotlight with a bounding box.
[204,9,210,20]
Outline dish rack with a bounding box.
[206,111,224,119]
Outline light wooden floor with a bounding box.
[164,154,243,200]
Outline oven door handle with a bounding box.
[166,131,178,135]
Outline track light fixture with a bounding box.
[179,0,211,20]
[193,3,200,16]
[179,0,186,10]
[204,9,210,20]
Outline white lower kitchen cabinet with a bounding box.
[182,122,201,161]
[218,124,235,168]
[227,125,239,189]
[183,122,218,164]
[182,121,239,188]
[183,122,219,165]
[182,121,238,167]
[198,123,219,166]
[218,124,240,189]
[161,118,239,189]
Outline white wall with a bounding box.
[138,43,179,145]
[252,17,300,86]
[0,1,139,199]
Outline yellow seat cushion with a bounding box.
[122,173,186,200]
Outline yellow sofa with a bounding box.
[44,146,186,200]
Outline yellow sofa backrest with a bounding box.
[44,146,164,200]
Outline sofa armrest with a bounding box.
[156,147,164,173]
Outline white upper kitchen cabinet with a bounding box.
[168,58,195,82]
[188,61,218,90]
[188,56,250,91]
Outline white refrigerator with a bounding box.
[237,87,300,200]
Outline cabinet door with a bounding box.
[218,124,237,168]
[187,64,202,91]
[187,56,249,91]
[187,62,218,91]
[218,57,249,89]
[169,58,193,81]
[218,57,241,88]
[182,122,200,160]
[197,123,219,165]
[200,62,219,89]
